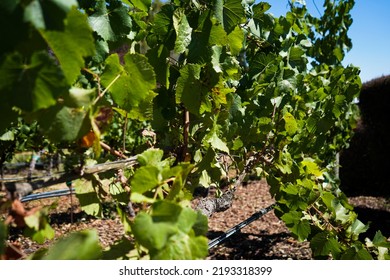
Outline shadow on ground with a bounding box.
[207,230,311,260]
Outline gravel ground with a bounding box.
[3,179,390,260]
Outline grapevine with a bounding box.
[1,0,389,260]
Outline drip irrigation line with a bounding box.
[208,203,275,250]
[20,188,75,203]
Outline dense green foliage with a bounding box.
[1,0,389,259]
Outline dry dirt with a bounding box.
[3,179,390,260]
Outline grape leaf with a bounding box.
[74,179,103,217]
[102,237,136,260]
[227,25,244,55]
[131,201,208,260]
[24,209,55,244]
[301,159,322,177]
[341,245,373,260]
[281,211,311,241]
[207,132,229,153]
[173,8,192,54]
[136,148,164,167]
[332,199,350,223]
[124,0,151,12]
[36,104,91,142]
[223,0,246,33]
[310,232,342,258]
[39,7,95,84]
[211,45,223,73]
[175,64,202,115]
[41,230,102,260]
[0,51,68,113]
[101,53,156,114]
[88,0,132,42]
[131,166,162,194]
[283,112,298,135]
[24,0,78,30]
[349,219,369,240]
[64,87,95,108]
[151,231,208,260]
[373,231,390,248]
[132,212,178,250]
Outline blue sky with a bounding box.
[266,0,390,83]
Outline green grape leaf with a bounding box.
[211,45,223,73]
[310,232,342,259]
[173,8,192,54]
[74,179,103,217]
[209,20,228,46]
[39,7,95,84]
[193,211,208,236]
[199,170,212,187]
[101,53,156,114]
[0,130,15,141]
[64,87,95,108]
[175,64,202,115]
[132,201,208,260]
[349,219,369,240]
[23,0,78,30]
[301,159,322,177]
[40,230,102,260]
[223,0,246,33]
[283,112,298,135]
[146,45,170,87]
[137,148,164,166]
[124,0,151,12]
[150,5,174,40]
[102,237,136,260]
[130,192,156,204]
[281,211,310,241]
[24,209,55,244]
[332,199,350,223]
[131,166,161,194]
[152,201,197,233]
[132,212,178,250]
[88,0,132,42]
[341,245,373,260]
[25,221,55,245]
[207,132,229,153]
[373,231,390,248]
[151,231,208,260]
[213,0,224,24]
[227,25,244,55]
[36,104,91,142]
[0,51,68,113]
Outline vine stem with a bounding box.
[182,109,190,161]
[122,112,128,153]
[100,141,127,159]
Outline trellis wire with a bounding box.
[208,204,275,250]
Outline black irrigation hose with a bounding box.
[20,188,75,203]
[208,204,275,250]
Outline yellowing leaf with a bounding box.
[301,159,323,177]
[283,112,298,135]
